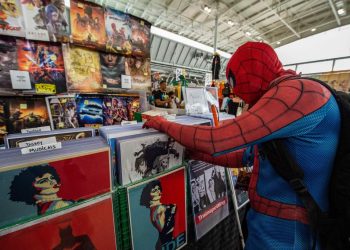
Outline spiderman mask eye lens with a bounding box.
[228,71,236,88]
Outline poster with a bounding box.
[125,95,140,120]
[117,133,184,185]
[102,96,128,125]
[17,39,66,93]
[0,151,110,229]
[130,15,150,57]
[128,167,187,250]
[46,95,78,129]
[0,0,25,37]
[44,0,70,42]
[188,160,229,239]
[230,168,249,209]
[0,35,17,92]
[70,0,107,49]
[76,96,103,128]
[6,97,50,134]
[100,52,125,90]
[125,57,151,90]
[0,196,116,250]
[105,7,132,55]
[63,44,102,93]
[0,99,7,145]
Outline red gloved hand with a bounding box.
[142,116,168,132]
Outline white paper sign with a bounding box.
[18,137,57,148]
[121,75,132,89]
[185,88,210,114]
[205,73,212,86]
[21,142,62,155]
[10,70,32,90]
[21,126,51,134]
[121,120,138,126]
[175,68,182,81]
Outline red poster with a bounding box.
[0,196,116,250]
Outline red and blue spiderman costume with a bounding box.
[144,42,340,249]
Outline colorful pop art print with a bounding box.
[105,7,132,55]
[129,15,150,57]
[125,57,151,89]
[63,44,103,93]
[16,38,66,93]
[76,95,103,128]
[188,160,229,239]
[6,97,50,134]
[46,95,78,129]
[0,35,17,92]
[100,52,125,90]
[0,0,25,37]
[0,149,110,229]
[0,196,117,250]
[70,0,107,49]
[128,167,187,250]
[102,96,128,126]
[117,133,184,185]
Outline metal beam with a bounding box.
[327,0,341,26]
[151,60,211,73]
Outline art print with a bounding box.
[125,95,140,120]
[0,150,110,229]
[102,96,128,126]
[0,99,7,145]
[46,95,78,129]
[129,15,150,57]
[0,0,25,37]
[118,133,184,185]
[128,167,187,250]
[0,196,116,249]
[100,52,125,90]
[105,7,132,55]
[125,57,151,89]
[76,96,103,128]
[0,35,17,92]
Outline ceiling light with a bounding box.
[337,8,345,16]
[276,41,281,45]
[228,20,234,26]
[245,31,251,36]
[204,5,211,13]
[311,28,317,32]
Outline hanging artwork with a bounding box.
[105,7,132,55]
[125,95,140,120]
[76,95,103,128]
[0,35,17,93]
[70,0,107,49]
[63,44,102,93]
[127,167,187,250]
[0,0,25,37]
[100,52,125,90]
[130,15,150,57]
[17,38,66,94]
[125,57,151,90]
[46,95,79,129]
[0,196,116,249]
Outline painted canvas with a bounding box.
[128,167,187,250]
[0,0,25,37]
[0,35,17,92]
[76,95,103,128]
[117,133,184,185]
[70,0,107,49]
[125,95,140,120]
[16,38,66,93]
[125,57,151,90]
[63,44,102,93]
[105,7,132,55]
[188,160,229,239]
[6,97,50,134]
[129,15,150,57]
[0,150,110,229]
[46,95,78,129]
[0,196,116,249]
[100,52,125,90]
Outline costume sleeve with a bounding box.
[153,81,331,156]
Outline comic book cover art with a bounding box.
[0,35,17,92]
[6,97,50,134]
[230,168,250,209]
[0,99,7,145]
[46,95,78,129]
[128,167,187,250]
[125,57,151,89]
[16,38,66,93]
[7,129,94,148]
[76,96,103,128]
[125,95,140,120]
[0,150,110,229]
[188,160,229,239]
[129,15,150,57]
[70,0,107,49]
[63,44,102,93]
[0,196,117,249]
[117,133,184,185]
[100,52,125,90]
[0,0,25,37]
[105,7,132,55]
[102,96,128,126]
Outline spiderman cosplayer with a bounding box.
[144,42,340,249]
